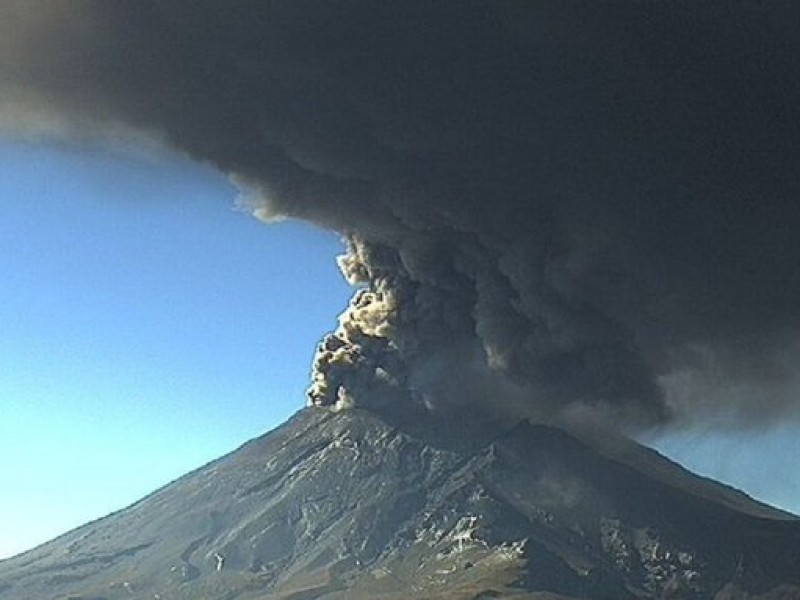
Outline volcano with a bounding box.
[1,408,799,600]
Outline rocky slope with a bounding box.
[1,408,799,599]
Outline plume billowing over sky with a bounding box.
[3,1,800,430]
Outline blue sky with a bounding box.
[0,140,797,559]
[0,140,351,559]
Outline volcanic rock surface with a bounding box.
[1,408,799,599]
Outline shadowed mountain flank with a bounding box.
[1,408,798,600]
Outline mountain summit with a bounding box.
[1,408,799,599]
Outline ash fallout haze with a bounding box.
[2,0,800,571]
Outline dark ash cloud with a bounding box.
[3,1,800,430]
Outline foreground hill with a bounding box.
[1,408,799,599]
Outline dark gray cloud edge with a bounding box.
[3,1,800,431]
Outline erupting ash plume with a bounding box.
[307,237,408,411]
[3,1,800,430]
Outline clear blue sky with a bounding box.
[0,140,352,559]
[0,140,797,559]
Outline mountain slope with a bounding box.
[1,408,799,599]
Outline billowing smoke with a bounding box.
[3,1,800,430]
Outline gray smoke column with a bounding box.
[3,1,800,429]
